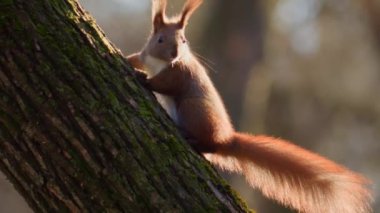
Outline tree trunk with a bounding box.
[0,0,251,212]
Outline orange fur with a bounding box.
[127,0,372,212]
[210,133,372,213]
[126,53,144,70]
[178,0,203,27]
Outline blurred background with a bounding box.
[1,0,379,212]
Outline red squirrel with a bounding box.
[127,0,372,212]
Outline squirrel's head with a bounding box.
[143,0,203,64]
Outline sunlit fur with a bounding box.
[208,133,372,213]
[127,0,373,212]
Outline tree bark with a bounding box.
[0,0,251,212]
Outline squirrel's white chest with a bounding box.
[143,55,178,123]
[144,55,168,77]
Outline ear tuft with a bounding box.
[152,0,167,32]
[178,0,203,28]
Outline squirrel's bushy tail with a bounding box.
[205,132,372,213]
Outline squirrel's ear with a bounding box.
[178,0,203,28]
[152,0,167,32]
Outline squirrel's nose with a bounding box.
[171,49,178,58]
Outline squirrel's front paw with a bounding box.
[134,69,149,86]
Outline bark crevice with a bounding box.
[0,0,252,212]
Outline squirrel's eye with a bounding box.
[182,39,186,44]
[158,37,164,43]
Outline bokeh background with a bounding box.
[1,0,379,212]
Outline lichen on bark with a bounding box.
[0,0,252,212]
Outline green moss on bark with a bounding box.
[0,0,253,212]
